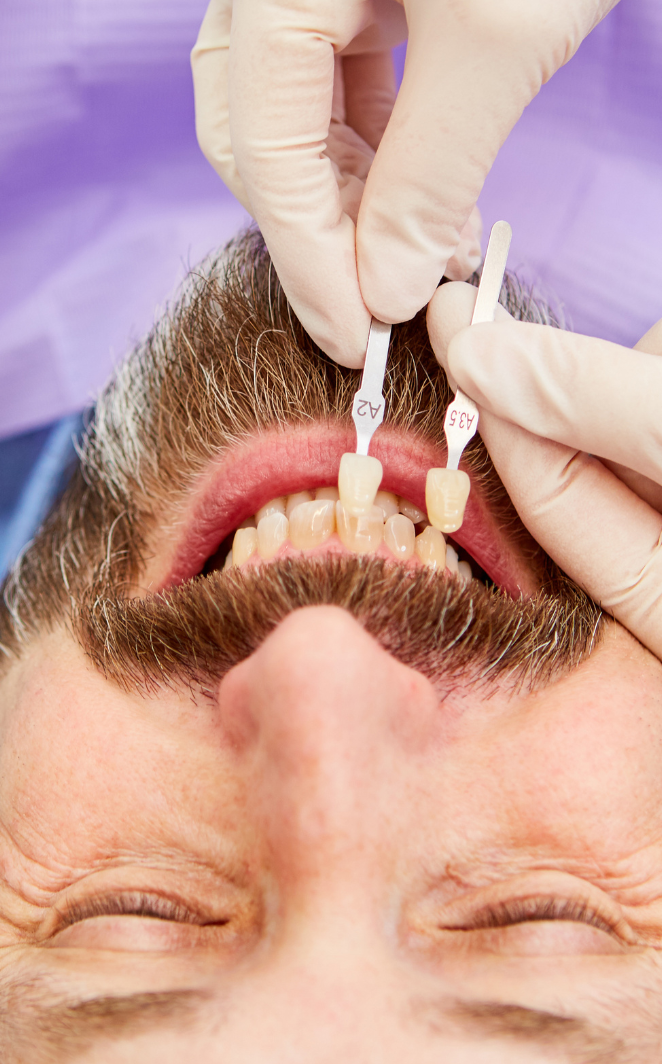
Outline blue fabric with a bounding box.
[0,415,82,581]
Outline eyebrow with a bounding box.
[414,997,626,1062]
[2,985,208,1063]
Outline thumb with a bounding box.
[477,411,662,661]
[445,310,662,488]
[357,0,605,323]
[191,0,250,210]
[426,280,662,658]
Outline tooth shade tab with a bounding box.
[286,490,313,518]
[414,526,446,571]
[336,501,384,554]
[338,453,383,516]
[426,468,471,534]
[445,542,460,575]
[374,490,399,521]
[398,497,426,524]
[256,497,286,522]
[315,486,339,502]
[384,514,415,560]
[233,526,258,566]
[289,499,336,550]
[257,512,289,560]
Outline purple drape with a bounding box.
[1,0,660,439]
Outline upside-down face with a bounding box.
[1,233,662,1063]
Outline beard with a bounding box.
[80,554,602,697]
[1,227,601,691]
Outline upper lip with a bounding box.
[139,423,542,598]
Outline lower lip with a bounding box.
[154,425,538,597]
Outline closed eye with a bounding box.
[447,896,617,936]
[57,892,225,930]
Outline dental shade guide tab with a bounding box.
[336,317,391,516]
[352,318,392,457]
[443,220,512,471]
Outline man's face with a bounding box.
[1,239,662,1061]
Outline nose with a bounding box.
[217,606,441,893]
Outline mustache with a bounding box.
[0,228,571,685]
[78,555,603,696]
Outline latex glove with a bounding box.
[428,281,662,659]
[192,0,618,367]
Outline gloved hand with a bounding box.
[192,0,618,367]
[427,280,662,659]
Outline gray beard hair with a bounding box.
[79,555,602,697]
[1,228,600,691]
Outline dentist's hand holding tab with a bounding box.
[192,0,618,367]
[428,280,662,660]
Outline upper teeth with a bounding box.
[224,486,473,582]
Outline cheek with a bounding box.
[0,658,195,857]
[494,681,662,850]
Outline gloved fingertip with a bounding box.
[303,311,371,369]
[327,346,369,370]
[426,283,477,392]
[358,240,441,325]
[362,290,422,327]
[443,206,484,281]
[426,282,477,358]
[444,244,483,282]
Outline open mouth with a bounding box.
[142,424,542,599]
[202,484,482,580]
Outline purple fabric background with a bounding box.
[1,0,660,439]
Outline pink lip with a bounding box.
[144,424,539,598]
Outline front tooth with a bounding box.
[398,497,426,524]
[384,514,415,560]
[414,526,446,570]
[445,543,460,575]
[257,512,289,560]
[458,559,472,583]
[289,499,335,549]
[233,526,258,566]
[286,491,313,518]
[425,468,471,533]
[256,497,286,522]
[316,486,339,502]
[223,550,234,570]
[338,453,383,516]
[375,490,399,521]
[335,501,384,554]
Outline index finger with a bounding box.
[229,0,372,366]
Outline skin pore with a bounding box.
[1,231,662,1061]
